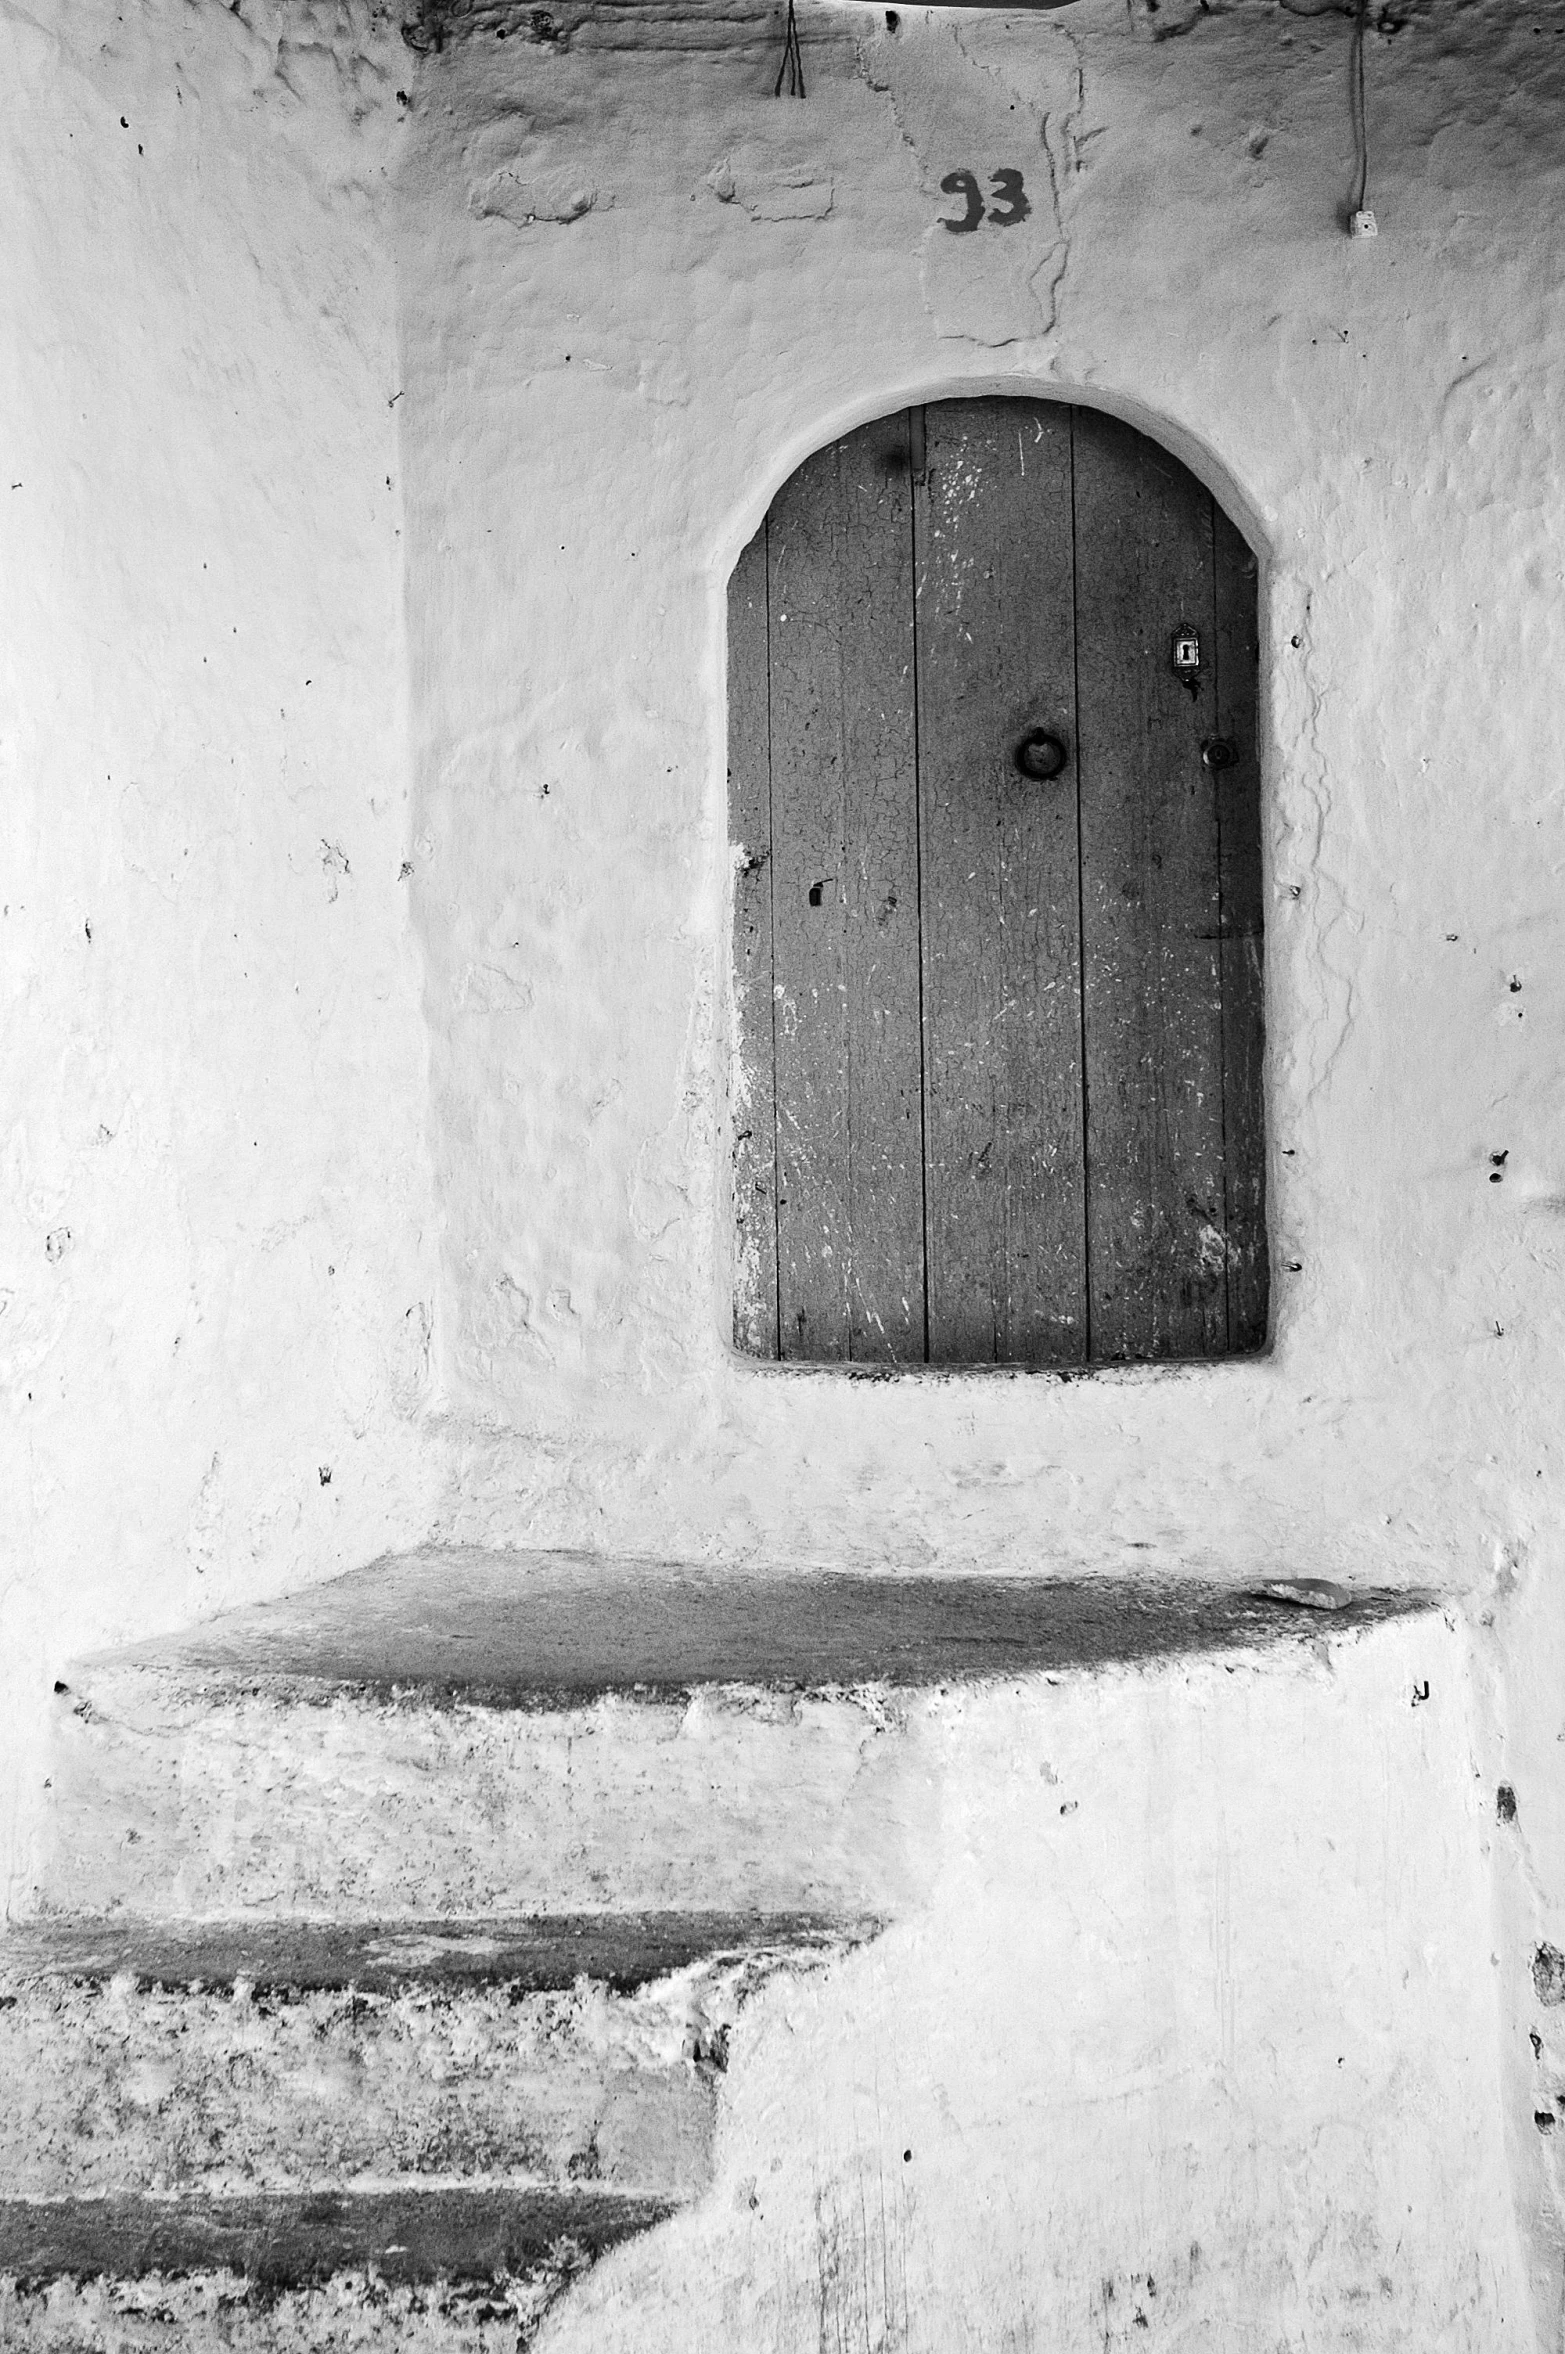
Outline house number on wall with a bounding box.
[940,169,1031,232]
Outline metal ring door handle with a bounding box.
[1014,729,1069,781]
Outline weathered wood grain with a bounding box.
[767,413,923,1362]
[1212,502,1269,1352]
[916,398,1086,1364]
[731,398,1267,1371]
[728,523,779,1356]
[1073,409,1228,1363]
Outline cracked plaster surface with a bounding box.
[860,17,1082,344]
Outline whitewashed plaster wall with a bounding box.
[402,0,1565,1597]
[8,0,1565,2333]
[393,0,1565,2315]
[542,1619,1534,2353]
[1,0,444,1896]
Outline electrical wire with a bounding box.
[775,0,805,98]
[1277,0,1373,223]
[1349,0,1371,215]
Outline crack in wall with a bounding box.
[1270,576,1361,1114]
[858,18,1083,347]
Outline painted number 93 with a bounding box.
[941,168,1031,233]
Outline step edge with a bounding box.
[60,1579,1438,1713]
[0,1909,884,1993]
[0,2184,683,2287]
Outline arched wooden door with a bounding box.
[729,398,1266,1369]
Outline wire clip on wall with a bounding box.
[1345,0,1377,236]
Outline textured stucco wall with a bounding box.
[8,0,1565,2335]
[392,0,1565,2318]
[389,16,1565,2282]
[539,1618,1530,2352]
[401,0,1565,1598]
[0,0,444,1897]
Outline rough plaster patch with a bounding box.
[860,20,1079,345]
[473,167,599,225]
[705,147,833,220]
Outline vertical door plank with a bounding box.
[916,399,1087,1365]
[839,414,926,1364]
[728,522,779,1356]
[1074,410,1228,1363]
[1212,505,1268,1352]
[768,413,924,1362]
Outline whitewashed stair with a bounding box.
[1,1551,1427,2350]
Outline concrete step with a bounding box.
[0,1909,869,1996]
[5,1553,1449,2348]
[0,1916,837,2203]
[0,1904,860,2326]
[34,1549,1420,1920]
[0,2188,659,2351]
[0,2185,673,2287]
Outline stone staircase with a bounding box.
[1,1551,1478,2351]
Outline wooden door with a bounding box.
[729,398,1266,1369]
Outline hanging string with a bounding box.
[1348,0,1371,215]
[774,0,805,99]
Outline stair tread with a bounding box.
[0,1910,872,1993]
[0,2186,675,2287]
[72,1548,1427,1705]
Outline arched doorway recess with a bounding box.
[729,398,1267,1370]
